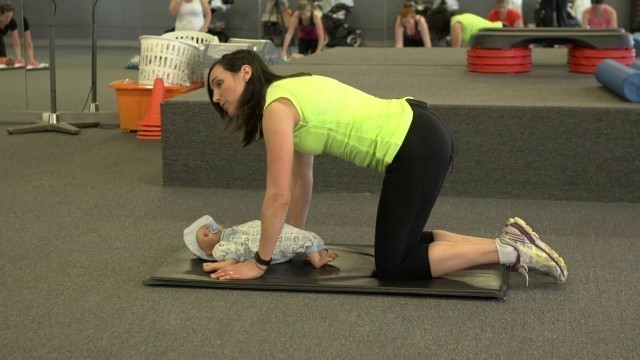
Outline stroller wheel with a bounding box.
[346,34,362,47]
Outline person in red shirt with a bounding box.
[487,0,524,28]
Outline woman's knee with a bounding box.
[374,246,432,280]
[375,264,431,280]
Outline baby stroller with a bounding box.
[316,1,362,47]
[261,0,291,47]
[209,0,232,43]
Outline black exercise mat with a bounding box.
[144,245,508,299]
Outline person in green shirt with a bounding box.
[203,49,567,287]
[428,6,503,47]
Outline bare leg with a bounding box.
[307,249,339,268]
[433,229,494,244]
[428,230,499,278]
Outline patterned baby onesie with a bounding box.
[212,220,325,263]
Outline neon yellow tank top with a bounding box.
[264,76,413,173]
[451,13,503,44]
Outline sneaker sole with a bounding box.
[508,217,567,281]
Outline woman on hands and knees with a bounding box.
[205,49,567,286]
[280,0,325,59]
[428,6,503,48]
[394,1,431,48]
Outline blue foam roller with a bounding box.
[594,59,640,103]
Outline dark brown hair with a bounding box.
[206,49,309,147]
[426,5,452,42]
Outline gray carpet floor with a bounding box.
[1,45,639,359]
[1,124,639,359]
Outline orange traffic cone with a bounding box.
[137,77,165,140]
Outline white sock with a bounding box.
[495,239,518,265]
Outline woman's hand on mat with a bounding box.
[202,259,238,272]
[210,260,264,280]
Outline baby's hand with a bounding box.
[202,262,221,272]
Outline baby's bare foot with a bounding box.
[311,249,338,268]
[322,249,338,261]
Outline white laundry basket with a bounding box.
[161,31,219,46]
[138,35,201,87]
[161,31,220,83]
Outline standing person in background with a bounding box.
[395,1,431,48]
[169,0,211,33]
[487,0,524,28]
[280,0,325,59]
[538,0,571,27]
[581,0,618,29]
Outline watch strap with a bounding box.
[254,252,272,267]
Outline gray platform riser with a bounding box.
[162,102,640,203]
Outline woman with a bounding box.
[581,0,618,29]
[394,1,431,48]
[280,0,325,59]
[486,0,524,28]
[0,2,20,67]
[205,49,567,285]
[169,0,211,33]
[428,6,503,48]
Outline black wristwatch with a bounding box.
[254,252,272,267]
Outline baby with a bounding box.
[183,215,338,274]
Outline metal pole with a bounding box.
[6,0,100,135]
[49,0,56,114]
[90,0,99,112]
[258,0,262,39]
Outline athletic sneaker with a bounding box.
[497,236,564,286]
[13,59,25,68]
[501,217,567,282]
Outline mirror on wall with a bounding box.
[0,0,27,113]
[24,0,97,114]
[5,0,636,119]
[10,0,581,118]
[18,0,141,115]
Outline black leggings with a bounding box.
[0,36,5,58]
[298,38,318,55]
[375,99,456,280]
[403,37,424,47]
